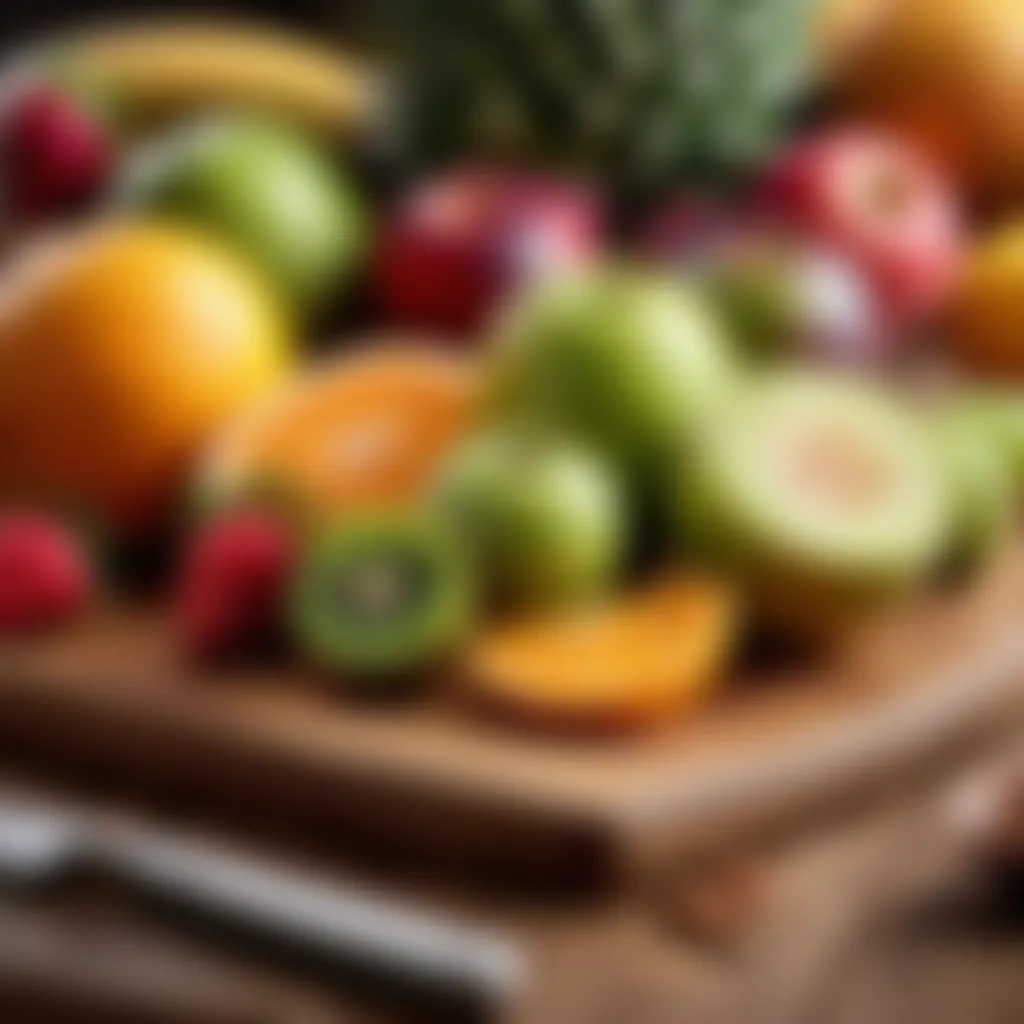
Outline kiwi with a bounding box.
[671,372,950,637]
[290,511,475,681]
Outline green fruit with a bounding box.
[383,0,816,197]
[672,372,950,636]
[489,267,735,481]
[957,391,1024,497]
[117,114,366,314]
[932,411,1015,573]
[435,426,625,609]
[290,511,474,679]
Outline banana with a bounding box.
[56,20,377,137]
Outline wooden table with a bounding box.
[0,732,1020,1024]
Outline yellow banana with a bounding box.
[58,20,376,137]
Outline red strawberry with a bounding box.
[175,510,296,661]
[0,512,94,632]
[2,81,113,223]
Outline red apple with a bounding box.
[373,169,602,336]
[755,129,963,327]
[1,78,114,224]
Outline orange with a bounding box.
[468,578,739,734]
[826,0,1024,203]
[199,344,477,517]
[950,222,1024,380]
[0,220,294,531]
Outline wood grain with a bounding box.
[1,547,1023,887]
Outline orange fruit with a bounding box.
[199,344,477,517]
[950,222,1024,380]
[827,0,1024,202]
[468,578,739,733]
[0,220,294,532]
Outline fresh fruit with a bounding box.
[824,0,1024,203]
[950,223,1024,380]
[0,221,294,533]
[435,427,625,609]
[0,512,94,633]
[58,21,374,136]
[756,129,962,327]
[1,78,114,223]
[931,411,1014,573]
[385,0,818,196]
[199,346,475,520]
[174,509,296,660]
[702,235,886,366]
[118,114,367,314]
[672,373,949,638]
[290,511,475,680]
[957,392,1024,494]
[489,267,735,478]
[373,168,601,336]
[468,578,738,732]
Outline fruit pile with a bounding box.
[2,9,1024,735]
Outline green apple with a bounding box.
[117,114,367,314]
[435,426,625,609]
[488,266,736,480]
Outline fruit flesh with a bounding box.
[469,578,738,732]
[200,347,476,519]
[291,512,475,678]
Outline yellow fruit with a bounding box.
[826,0,1024,202]
[950,223,1024,380]
[199,345,477,517]
[0,220,294,531]
[468,579,739,734]
[60,20,375,137]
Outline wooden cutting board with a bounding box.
[1,549,1023,889]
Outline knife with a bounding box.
[0,794,525,1016]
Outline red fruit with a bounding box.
[0,513,94,633]
[175,510,296,660]
[373,168,601,336]
[756,129,963,327]
[2,81,113,222]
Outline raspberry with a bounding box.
[175,510,296,660]
[0,513,94,632]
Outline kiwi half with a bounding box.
[672,372,950,636]
[291,511,475,681]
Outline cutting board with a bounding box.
[1,549,1023,889]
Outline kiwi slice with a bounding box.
[291,511,475,681]
[672,372,950,634]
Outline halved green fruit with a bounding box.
[672,372,950,636]
[290,511,475,680]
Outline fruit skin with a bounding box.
[824,0,1024,204]
[174,509,296,661]
[468,578,738,734]
[0,221,294,533]
[118,115,367,314]
[672,373,950,639]
[756,129,962,327]
[0,512,94,633]
[386,0,817,197]
[931,411,1015,574]
[198,345,476,520]
[290,511,475,680]
[373,168,601,336]
[488,267,735,482]
[1,79,114,223]
[950,223,1024,381]
[435,426,625,609]
[59,21,373,137]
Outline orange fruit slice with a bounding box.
[468,578,740,733]
[200,343,477,516]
